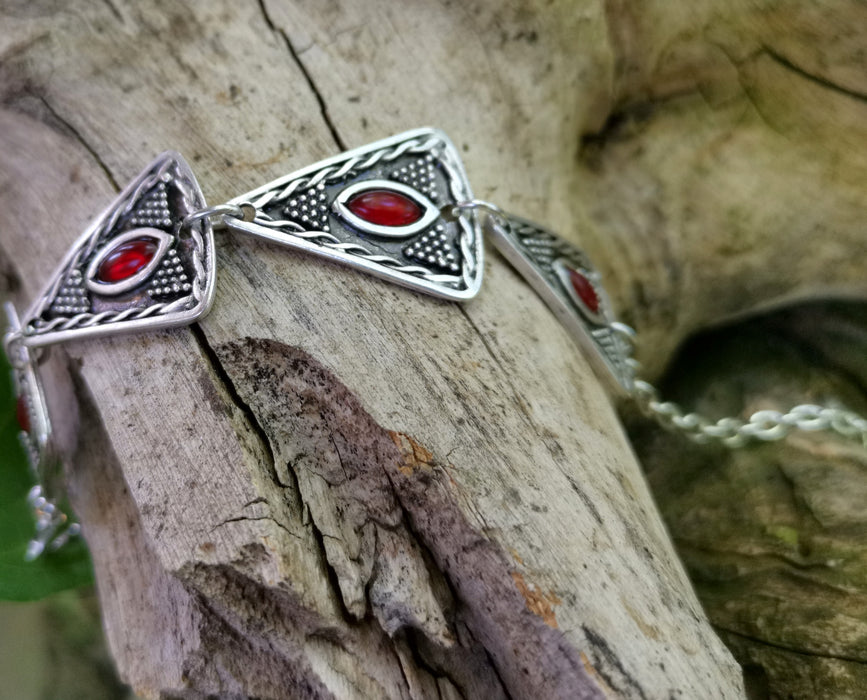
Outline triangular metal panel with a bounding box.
[226,128,484,301]
[19,152,216,347]
[488,214,635,394]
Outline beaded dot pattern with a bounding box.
[519,236,558,272]
[49,269,89,316]
[148,248,191,298]
[130,181,172,229]
[282,183,330,231]
[390,154,440,202]
[403,224,460,273]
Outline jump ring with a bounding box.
[450,199,508,226]
[182,202,257,232]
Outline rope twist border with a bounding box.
[245,135,481,288]
[23,159,211,339]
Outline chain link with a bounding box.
[632,378,867,448]
[611,319,867,447]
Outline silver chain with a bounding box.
[632,379,867,448]
[615,322,867,448]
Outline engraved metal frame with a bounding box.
[84,227,173,296]
[332,179,441,238]
[552,258,608,327]
[225,128,484,301]
[18,151,216,348]
[4,304,80,559]
[6,305,50,461]
[487,214,635,394]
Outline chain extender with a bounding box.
[610,323,867,448]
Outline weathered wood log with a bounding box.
[630,303,867,699]
[0,590,130,699]
[1,0,864,697]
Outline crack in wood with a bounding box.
[99,0,124,24]
[717,625,867,666]
[211,337,605,698]
[581,34,867,156]
[462,626,515,700]
[189,328,361,634]
[286,455,361,626]
[189,324,281,489]
[210,514,303,540]
[33,94,121,191]
[255,0,346,151]
[762,46,867,105]
[185,573,340,699]
[563,473,605,528]
[398,631,471,700]
[581,624,648,700]
[383,438,603,699]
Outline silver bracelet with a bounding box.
[484,214,867,449]
[6,128,864,559]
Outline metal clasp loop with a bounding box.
[182,201,257,233]
[448,199,508,227]
[3,301,27,363]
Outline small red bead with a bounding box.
[16,394,30,434]
[97,238,159,284]
[567,267,600,314]
[346,190,423,227]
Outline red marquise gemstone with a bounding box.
[346,190,423,227]
[567,267,600,314]
[16,395,30,434]
[97,238,159,284]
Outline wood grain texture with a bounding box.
[4,0,863,697]
[630,304,867,698]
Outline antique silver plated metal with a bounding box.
[487,213,635,395]
[4,304,80,560]
[332,179,441,238]
[84,228,173,297]
[15,151,216,348]
[489,213,867,447]
[4,151,214,558]
[225,128,484,300]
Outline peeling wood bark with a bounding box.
[207,337,604,699]
[8,0,864,697]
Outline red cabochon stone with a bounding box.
[567,267,600,314]
[97,238,159,284]
[346,190,423,227]
[16,394,30,434]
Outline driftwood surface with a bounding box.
[629,302,867,699]
[1,1,865,698]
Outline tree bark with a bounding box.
[1,1,864,698]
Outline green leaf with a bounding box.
[0,350,93,601]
